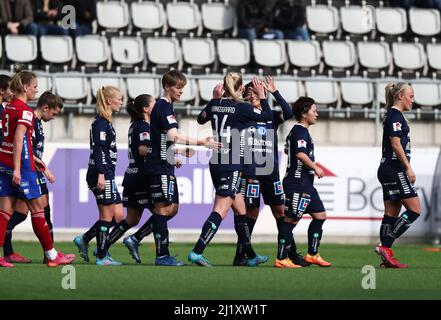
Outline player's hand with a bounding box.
[263,76,277,93]
[34,158,47,172]
[96,174,106,191]
[12,170,21,187]
[212,83,224,99]
[175,158,182,168]
[252,77,266,99]
[406,167,416,185]
[314,165,324,179]
[203,136,223,150]
[45,168,55,184]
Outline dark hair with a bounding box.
[162,70,187,89]
[292,96,315,121]
[242,81,253,99]
[127,94,153,122]
[0,74,11,91]
[37,91,63,110]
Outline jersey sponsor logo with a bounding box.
[392,122,402,132]
[257,126,267,135]
[297,139,307,148]
[100,131,106,141]
[167,115,177,124]
[253,108,261,114]
[246,184,260,198]
[274,181,283,195]
[168,180,174,195]
[298,197,311,212]
[22,110,33,122]
[139,132,150,141]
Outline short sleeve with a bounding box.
[18,109,34,128]
[293,128,309,155]
[137,122,151,146]
[93,118,109,147]
[158,104,179,132]
[388,113,404,138]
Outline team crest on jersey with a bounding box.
[247,184,260,198]
[257,126,267,135]
[22,110,33,122]
[393,122,402,131]
[297,139,307,148]
[100,131,106,141]
[168,181,174,195]
[139,132,150,141]
[298,197,311,212]
[273,181,283,195]
[167,115,177,124]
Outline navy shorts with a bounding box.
[147,174,179,205]
[0,165,41,200]
[378,164,418,201]
[122,172,150,209]
[87,175,121,206]
[240,173,284,208]
[37,172,48,196]
[283,180,325,220]
[210,165,241,199]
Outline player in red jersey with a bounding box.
[0,70,75,268]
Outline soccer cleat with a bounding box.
[123,235,141,263]
[0,257,15,268]
[188,251,211,267]
[47,252,76,267]
[274,258,302,268]
[4,252,32,263]
[73,236,89,262]
[96,256,123,266]
[233,256,248,266]
[246,255,269,267]
[93,248,112,258]
[304,253,332,267]
[155,255,185,267]
[290,252,311,267]
[375,245,408,268]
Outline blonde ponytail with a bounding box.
[10,70,37,95]
[96,85,120,122]
[223,72,243,102]
[384,82,412,110]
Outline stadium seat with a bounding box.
[252,40,286,74]
[35,74,53,98]
[412,82,441,108]
[131,1,166,35]
[272,78,304,104]
[54,75,89,104]
[145,37,180,71]
[4,35,38,65]
[96,1,130,34]
[198,77,223,103]
[306,5,339,37]
[304,80,339,108]
[178,78,198,106]
[75,35,109,71]
[0,37,2,67]
[90,75,126,102]
[357,41,391,76]
[166,1,201,35]
[286,40,321,76]
[110,36,145,70]
[322,40,357,76]
[427,43,441,75]
[376,80,390,106]
[126,75,161,100]
[217,38,250,70]
[340,80,374,108]
[392,42,426,77]
[201,2,235,36]
[181,37,216,73]
[375,7,407,37]
[409,8,441,38]
[340,5,375,37]
[40,36,74,70]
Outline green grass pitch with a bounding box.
[1,241,440,300]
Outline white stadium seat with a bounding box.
[287,40,321,69]
[166,1,201,33]
[180,78,197,104]
[5,35,37,63]
[357,41,391,70]
[75,35,109,65]
[412,82,441,107]
[304,80,339,106]
[253,40,286,68]
[126,76,161,100]
[340,5,375,36]
[306,5,339,35]
[198,77,223,102]
[375,7,407,36]
[272,78,304,104]
[340,81,374,106]
[201,2,235,34]
[54,75,88,102]
[392,42,426,72]
[97,1,130,31]
[111,36,145,66]
[90,76,125,100]
[35,75,53,98]
[427,43,441,72]
[376,80,390,106]
[217,39,250,68]
[409,8,441,37]
[322,40,357,70]
[146,37,180,67]
[40,36,73,64]
[181,37,215,68]
[131,1,165,33]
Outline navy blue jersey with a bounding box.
[32,116,44,160]
[197,97,273,171]
[285,124,315,185]
[0,103,5,144]
[88,115,117,179]
[381,107,411,168]
[144,98,178,176]
[127,120,150,172]
[243,90,293,177]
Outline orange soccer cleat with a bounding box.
[304,253,332,267]
[274,258,302,268]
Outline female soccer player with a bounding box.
[74,85,123,266]
[375,82,420,268]
[0,71,75,268]
[276,97,331,268]
[0,74,12,143]
[3,91,65,264]
[124,70,220,267]
[233,77,310,267]
[188,73,272,267]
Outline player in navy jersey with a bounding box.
[2,91,68,264]
[375,82,420,268]
[188,73,272,267]
[123,70,220,267]
[0,71,75,268]
[73,85,124,266]
[277,97,331,268]
[232,77,310,267]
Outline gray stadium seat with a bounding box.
[286,40,321,74]
[412,82,441,108]
[90,75,125,101]
[272,78,304,104]
[392,42,426,76]
[304,80,339,107]
[306,5,339,36]
[126,76,161,100]
[357,41,391,74]
[181,37,216,71]
[340,5,375,36]
[166,1,201,35]
[54,75,89,103]
[35,74,53,98]
[5,35,38,64]
[111,36,145,68]
[131,1,166,34]
[40,36,73,66]
[322,40,357,75]
[427,43,441,74]
[253,40,286,71]
[97,1,130,33]
[146,37,180,69]
[75,35,109,68]
[375,7,407,37]
[201,2,235,35]
[217,38,250,69]
[340,80,374,107]
[179,78,198,106]
[198,77,223,102]
[409,8,441,38]
[376,80,390,106]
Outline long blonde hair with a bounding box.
[10,70,37,95]
[96,85,120,122]
[223,72,243,102]
[385,82,412,110]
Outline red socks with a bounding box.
[0,211,11,247]
[31,211,54,251]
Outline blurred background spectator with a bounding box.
[28,0,69,36]
[392,0,441,11]
[0,0,34,35]
[273,0,310,40]
[63,0,97,37]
